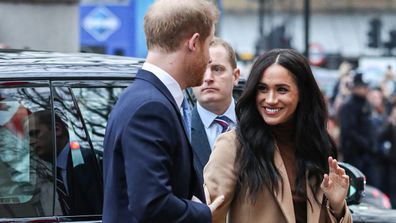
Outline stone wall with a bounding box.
[0,0,79,52]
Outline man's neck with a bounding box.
[146,50,187,89]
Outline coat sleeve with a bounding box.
[122,101,211,223]
[326,200,353,223]
[204,131,238,223]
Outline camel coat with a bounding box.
[204,130,352,223]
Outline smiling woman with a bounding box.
[204,48,352,223]
[255,63,299,126]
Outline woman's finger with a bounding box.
[209,195,225,213]
[322,174,330,188]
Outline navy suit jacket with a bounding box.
[191,107,212,185]
[67,147,103,216]
[103,69,210,223]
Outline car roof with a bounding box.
[0,49,144,81]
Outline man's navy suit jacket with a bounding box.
[102,69,210,223]
[67,147,103,215]
[191,107,212,185]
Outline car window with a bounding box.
[71,81,130,167]
[72,86,125,151]
[0,80,118,219]
[0,81,56,218]
[52,84,104,217]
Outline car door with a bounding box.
[0,80,59,221]
[55,79,131,222]
[0,79,130,222]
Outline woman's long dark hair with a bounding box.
[235,49,337,203]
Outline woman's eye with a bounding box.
[277,87,288,93]
[257,85,267,92]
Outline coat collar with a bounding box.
[273,146,324,223]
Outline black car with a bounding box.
[0,49,143,222]
[0,49,394,222]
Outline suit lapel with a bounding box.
[136,70,190,142]
[191,107,211,168]
[273,146,296,223]
[136,69,206,201]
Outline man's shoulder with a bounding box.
[118,80,164,105]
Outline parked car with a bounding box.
[0,49,394,222]
[0,49,143,222]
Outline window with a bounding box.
[73,86,124,151]
[0,79,130,218]
[71,81,129,162]
[0,81,55,217]
[52,84,104,217]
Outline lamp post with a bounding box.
[304,0,310,58]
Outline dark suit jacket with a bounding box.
[102,69,210,223]
[67,147,103,216]
[191,107,212,185]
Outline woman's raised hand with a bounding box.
[321,156,349,217]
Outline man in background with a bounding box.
[27,110,101,216]
[339,72,377,186]
[192,37,240,183]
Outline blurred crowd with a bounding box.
[326,62,396,208]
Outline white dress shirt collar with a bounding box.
[142,62,184,109]
[196,99,236,150]
[197,98,237,128]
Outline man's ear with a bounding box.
[55,122,63,137]
[187,33,200,51]
[233,68,241,86]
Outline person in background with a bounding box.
[102,1,223,222]
[338,72,378,187]
[380,65,396,100]
[367,87,389,191]
[191,37,240,183]
[378,103,396,208]
[330,60,353,114]
[27,110,101,216]
[204,49,351,223]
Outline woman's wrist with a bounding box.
[328,202,345,220]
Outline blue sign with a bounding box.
[82,6,120,42]
[80,0,154,57]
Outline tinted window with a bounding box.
[71,81,130,166]
[52,84,103,217]
[0,80,130,219]
[72,85,125,153]
[0,82,56,218]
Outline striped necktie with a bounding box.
[56,168,71,215]
[214,116,231,133]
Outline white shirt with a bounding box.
[142,62,184,113]
[196,99,236,150]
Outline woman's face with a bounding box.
[255,64,299,126]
